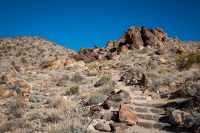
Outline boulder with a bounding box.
[103,90,131,110]
[76,60,85,67]
[125,27,144,50]
[110,123,128,132]
[66,58,76,66]
[106,40,114,48]
[119,105,138,125]
[156,48,165,55]
[140,74,148,87]
[141,27,159,46]
[94,122,111,132]
[14,80,31,96]
[0,87,14,98]
[166,108,189,126]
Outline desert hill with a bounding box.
[0,26,199,133]
[0,36,76,71]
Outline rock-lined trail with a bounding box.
[111,69,172,133]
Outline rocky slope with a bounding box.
[0,26,200,133]
[0,36,76,71]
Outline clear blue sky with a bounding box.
[0,0,199,51]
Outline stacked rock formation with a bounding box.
[75,26,179,62]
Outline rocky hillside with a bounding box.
[0,36,76,71]
[0,26,200,133]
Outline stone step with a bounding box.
[132,96,152,101]
[134,102,165,108]
[131,105,166,114]
[135,112,167,122]
[137,119,170,129]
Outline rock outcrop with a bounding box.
[75,26,179,63]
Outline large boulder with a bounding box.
[166,108,189,126]
[103,90,131,110]
[14,80,31,96]
[141,27,159,46]
[106,40,114,49]
[125,27,144,50]
[119,105,138,125]
[110,123,128,132]
[0,87,15,98]
[94,122,111,132]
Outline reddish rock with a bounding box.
[141,26,159,46]
[119,105,138,125]
[125,27,144,50]
[156,48,165,55]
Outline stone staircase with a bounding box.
[116,78,171,132]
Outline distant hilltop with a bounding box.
[75,26,180,63]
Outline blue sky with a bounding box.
[0,0,199,51]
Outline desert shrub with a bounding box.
[87,92,106,105]
[0,53,3,57]
[71,73,84,83]
[184,113,200,132]
[46,109,63,123]
[176,51,200,70]
[63,74,70,80]
[16,52,22,57]
[158,68,169,73]
[25,47,30,51]
[181,82,200,98]
[23,122,32,129]
[87,61,99,67]
[69,85,80,95]
[130,66,146,74]
[7,100,26,118]
[11,61,16,66]
[160,74,174,85]
[148,78,163,92]
[95,75,111,87]
[21,57,27,63]
[86,57,95,63]
[50,96,76,110]
[68,126,83,133]
[3,50,7,54]
[101,83,114,96]
[88,69,98,76]
[29,94,43,102]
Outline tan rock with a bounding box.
[76,60,85,67]
[0,87,14,98]
[166,108,188,126]
[14,80,31,96]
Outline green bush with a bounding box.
[176,51,200,70]
[95,75,111,87]
[69,85,80,95]
[184,113,200,132]
[71,73,84,83]
[68,126,83,133]
[29,94,43,102]
[87,92,106,105]
[182,82,200,97]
